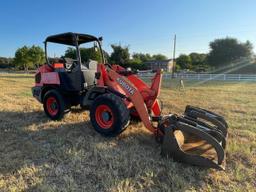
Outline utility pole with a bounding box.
[172,34,176,78]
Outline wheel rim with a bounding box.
[46,96,59,116]
[95,105,114,129]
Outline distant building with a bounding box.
[143,59,173,72]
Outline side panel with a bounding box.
[58,71,82,91]
[36,72,60,87]
[41,72,60,85]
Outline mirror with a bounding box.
[93,42,98,52]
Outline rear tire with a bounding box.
[90,93,130,136]
[43,90,66,120]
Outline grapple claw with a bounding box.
[178,116,227,149]
[184,105,228,137]
[160,113,227,170]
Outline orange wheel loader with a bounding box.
[32,32,228,169]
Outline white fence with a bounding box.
[138,73,256,81]
[1,71,256,81]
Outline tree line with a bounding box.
[176,37,254,72]
[0,37,254,72]
[0,45,45,71]
[64,45,168,70]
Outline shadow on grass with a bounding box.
[0,110,209,191]
[0,75,34,79]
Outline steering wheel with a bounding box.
[61,57,77,71]
[117,69,138,76]
[104,63,112,69]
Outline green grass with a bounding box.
[0,74,255,192]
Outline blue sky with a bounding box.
[0,0,256,58]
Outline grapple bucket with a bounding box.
[160,106,228,170]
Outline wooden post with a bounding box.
[171,34,176,78]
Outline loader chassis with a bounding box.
[32,32,228,169]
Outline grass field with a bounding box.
[0,74,255,192]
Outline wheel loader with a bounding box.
[32,32,228,169]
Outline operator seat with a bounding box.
[82,60,97,87]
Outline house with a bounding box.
[143,59,173,72]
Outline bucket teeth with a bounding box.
[160,109,227,170]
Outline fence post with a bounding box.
[198,74,200,80]
[239,74,241,81]
[224,74,226,81]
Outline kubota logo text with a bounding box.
[116,77,135,95]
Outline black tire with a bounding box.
[130,115,141,123]
[90,93,130,136]
[43,89,66,120]
[130,107,141,122]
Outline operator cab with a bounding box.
[45,32,104,90]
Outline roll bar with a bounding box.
[44,33,105,69]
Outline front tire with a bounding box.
[43,90,66,120]
[90,93,130,136]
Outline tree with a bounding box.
[152,54,168,60]
[243,40,253,57]
[13,46,31,71]
[131,53,168,63]
[80,47,102,62]
[64,47,76,59]
[64,47,106,63]
[28,45,45,67]
[0,57,14,68]
[189,52,208,71]
[132,53,152,62]
[176,54,192,69]
[14,46,45,71]
[110,45,130,66]
[189,53,207,66]
[207,37,253,67]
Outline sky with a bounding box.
[0,0,256,58]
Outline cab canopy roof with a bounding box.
[45,32,99,46]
